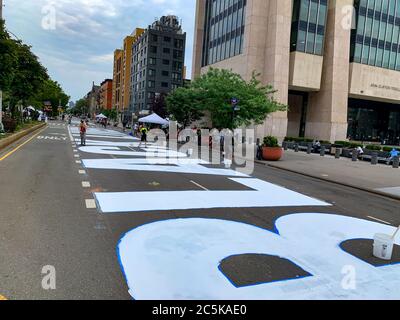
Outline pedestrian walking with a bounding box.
[386,148,400,165]
[138,126,149,148]
[123,118,128,133]
[79,120,87,146]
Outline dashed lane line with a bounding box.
[367,216,392,225]
[82,181,91,188]
[79,170,86,175]
[85,199,97,209]
[190,180,209,191]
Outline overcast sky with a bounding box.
[3,0,196,102]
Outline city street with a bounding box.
[0,120,399,300]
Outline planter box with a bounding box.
[262,147,283,161]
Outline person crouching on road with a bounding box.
[138,126,148,148]
[79,120,87,146]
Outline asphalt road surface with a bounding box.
[0,120,399,300]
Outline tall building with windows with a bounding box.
[193,0,400,145]
[112,49,123,112]
[100,79,113,110]
[112,28,145,118]
[130,16,186,115]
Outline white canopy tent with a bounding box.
[96,114,108,119]
[138,113,169,126]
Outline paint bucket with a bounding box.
[224,159,232,168]
[373,233,394,261]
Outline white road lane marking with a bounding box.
[79,170,86,175]
[76,160,82,164]
[367,216,392,225]
[190,180,209,191]
[82,181,91,188]
[85,199,97,209]
[74,154,80,158]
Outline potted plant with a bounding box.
[262,136,283,161]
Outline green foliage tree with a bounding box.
[166,87,204,128]
[72,98,88,116]
[27,79,70,115]
[0,20,69,119]
[0,20,16,93]
[166,68,287,129]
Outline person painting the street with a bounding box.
[138,126,148,148]
[79,120,87,146]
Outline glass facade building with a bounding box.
[351,0,400,70]
[290,0,328,55]
[202,0,247,66]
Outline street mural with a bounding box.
[70,125,399,300]
[118,213,400,300]
[95,178,329,213]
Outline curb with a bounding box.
[0,123,47,152]
[253,159,400,202]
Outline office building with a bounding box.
[193,0,400,144]
[130,15,186,115]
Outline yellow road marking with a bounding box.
[0,127,47,162]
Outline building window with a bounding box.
[162,70,169,76]
[173,50,183,59]
[149,58,156,65]
[174,38,184,48]
[164,36,171,42]
[173,61,183,71]
[290,0,328,56]
[152,34,158,42]
[148,69,155,76]
[163,47,171,54]
[202,0,247,66]
[161,82,169,88]
[148,80,155,88]
[162,59,170,65]
[350,0,400,71]
[172,72,182,81]
[150,46,158,54]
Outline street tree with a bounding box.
[151,93,168,119]
[167,68,287,129]
[166,87,204,128]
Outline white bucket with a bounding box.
[373,233,394,261]
[224,159,232,168]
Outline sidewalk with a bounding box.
[259,150,400,200]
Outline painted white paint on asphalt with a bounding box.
[72,134,138,140]
[74,155,80,158]
[190,180,209,191]
[79,170,86,175]
[95,178,329,213]
[85,199,97,209]
[82,181,91,188]
[367,216,392,225]
[82,158,247,177]
[75,160,82,164]
[118,213,400,300]
[79,146,188,158]
[375,187,400,197]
